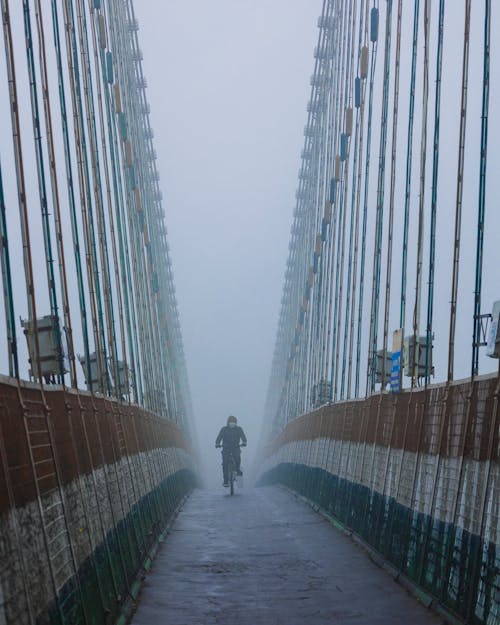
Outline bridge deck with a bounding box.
[130,485,444,625]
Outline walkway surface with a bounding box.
[130,485,445,625]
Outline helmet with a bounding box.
[227,415,237,425]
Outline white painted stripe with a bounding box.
[262,439,499,540]
[0,446,195,623]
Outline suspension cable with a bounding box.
[399,0,420,349]
[75,0,120,394]
[62,0,108,393]
[472,0,491,377]
[34,0,78,387]
[326,0,349,401]
[113,0,161,411]
[346,0,370,397]
[99,21,144,403]
[340,0,362,399]
[306,2,336,410]
[333,0,356,401]
[0,159,18,377]
[367,0,393,394]
[92,3,138,401]
[411,0,431,387]
[380,0,403,393]
[109,0,163,412]
[317,9,339,395]
[117,2,162,413]
[354,2,379,397]
[425,0,445,385]
[1,0,43,383]
[447,0,471,382]
[320,0,344,400]
[50,0,93,390]
[22,0,64,381]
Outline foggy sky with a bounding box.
[133,1,323,483]
[1,1,498,488]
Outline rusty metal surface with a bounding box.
[131,486,444,625]
[268,374,499,462]
[0,375,197,624]
[261,373,500,624]
[0,378,191,515]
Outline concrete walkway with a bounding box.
[130,486,445,625]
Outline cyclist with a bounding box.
[215,415,247,487]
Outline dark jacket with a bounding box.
[215,425,247,448]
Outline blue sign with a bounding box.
[391,350,401,393]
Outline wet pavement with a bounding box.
[130,485,445,625]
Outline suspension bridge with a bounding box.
[0,1,498,624]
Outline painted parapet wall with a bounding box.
[0,377,198,625]
[258,375,499,625]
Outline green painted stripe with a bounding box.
[259,462,499,625]
[37,469,197,625]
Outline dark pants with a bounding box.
[221,447,241,482]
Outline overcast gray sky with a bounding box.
[133,1,323,481]
[0,1,498,487]
[132,1,500,483]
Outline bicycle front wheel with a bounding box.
[227,458,235,495]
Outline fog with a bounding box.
[133,1,323,485]
[1,0,498,489]
[132,1,500,485]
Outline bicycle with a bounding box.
[216,444,245,495]
[227,449,237,495]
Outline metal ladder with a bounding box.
[111,406,147,558]
[21,394,85,625]
[0,401,34,625]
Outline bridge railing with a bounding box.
[0,375,197,625]
[259,374,499,625]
